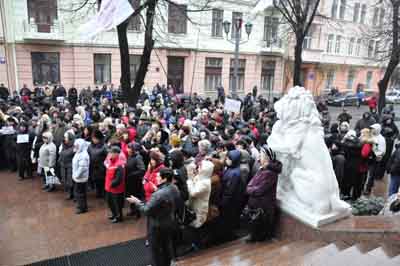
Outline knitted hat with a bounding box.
[170,134,181,148]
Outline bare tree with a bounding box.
[62,0,212,106]
[272,0,321,86]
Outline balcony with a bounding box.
[260,38,284,54]
[22,18,65,42]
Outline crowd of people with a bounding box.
[0,83,399,266]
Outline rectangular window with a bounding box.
[168,4,187,34]
[204,58,223,92]
[128,0,141,31]
[229,59,246,92]
[339,0,346,19]
[368,40,375,58]
[264,16,279,46]
[27,0,58,33]
[327,34,334,53]
[331,0,338,18]
[326,70,335,89]
[231,12,243,39]
[366,71,373,90]
[379,8,385,27]
[261,61,275,93]
[372,7,379,26]
[31,52,60,85]
[347,69,355,90]
[94,54,111,84]
[355,38,362,56]
[353,3,360,22]
[130,55,141,83]
[211,9,223,37]
[348,37,355,55]
[335,35,342,54]
[360,4,367,24]
[375,41,380,57]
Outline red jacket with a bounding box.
[127,127,137,142]
[105,156,126,194]
[360,143,372,173]
[368,97,377,109]
[143,164,164,202]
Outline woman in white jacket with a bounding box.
[187,160,214,228]
[39,131,57,192]
[72,139,90,214]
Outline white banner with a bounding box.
[79,0,134,40]
[224,98,242,113]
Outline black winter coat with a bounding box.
[58,143,75,187]
[88,142,108,181]
[387,146,400,176]
[342,138,363,178]
[126,153,146,198]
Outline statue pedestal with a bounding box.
[278,196,351,228]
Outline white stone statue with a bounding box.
[267,86,350,227]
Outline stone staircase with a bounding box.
[177,239,400,266]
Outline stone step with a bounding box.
[229,241,325,266]
[380,243,400,258]
[368,247,392,261]
[355,241,380,253]
[391,255,400,263]
[301,241,351,266]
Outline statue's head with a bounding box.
[274,86,320,124]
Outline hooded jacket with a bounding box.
[58,132,75,187]
[246,160,282,212]
[38,131,57,169]
[72,139,90,183]
[370,124,386,160]
[187,160,214,228]
[220,150,244,208]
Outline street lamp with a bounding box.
[222,18,253,98]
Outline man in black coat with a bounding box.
[355,112,376,135]
[125,143,146,218]
[127,168,180,266]
[16,121,34,180]
[0,83,9,100]
[87,129,108,198]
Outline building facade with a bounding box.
[0,0,387,97]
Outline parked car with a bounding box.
[327,92,359,106]
[386,90,400,104]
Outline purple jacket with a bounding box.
[246,160,282,212]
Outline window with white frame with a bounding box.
[353,3,360,22]
[355,39,362,56]
[130,55,141,83]
[303,25,315,49]
[261,61,275,93]
[231,12,243,39]
[211,9,223,37]
[331,0,338,18]
[264,16,279,47]
[229,59,246,92]
[347,69,355,90]
[128,0,141,31]
[368,40,375,58]
[372,7,379,26]
[339,0,346,19]
[168,4,187,34]
[31,52,60,85]
[375,41,380,58]
[348,37,355,55]
[379,8,385,27]
[204,58,223,92]
[94,54,111,84]
[366,71,373,90]
[327,34,334,53]
[326,70,335,89]
[335,35,342,54]
[360,4,367,24]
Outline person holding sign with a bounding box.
[16,121,34,180]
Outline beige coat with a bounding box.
[187,160,214,228]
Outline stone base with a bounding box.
[278,197,351,228]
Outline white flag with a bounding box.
[79,0,134,40]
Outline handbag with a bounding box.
[178,205,197,226]
[45,168,61,185]
[241,205,265,224]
